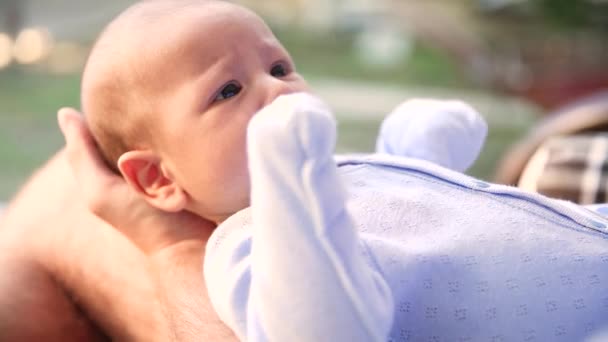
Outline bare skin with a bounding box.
[0,109,236,341]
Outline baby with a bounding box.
[83,0,309,224]
[84,1,608,341]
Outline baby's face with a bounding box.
[149,3,308,223]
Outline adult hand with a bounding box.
[57,108,216,255]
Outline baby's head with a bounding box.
[82,0,308,224]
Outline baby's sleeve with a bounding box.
[204,93,394,342]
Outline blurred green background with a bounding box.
[1,0,607,201]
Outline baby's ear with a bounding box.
[117,151,187,212]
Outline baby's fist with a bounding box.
[248,93,336,161]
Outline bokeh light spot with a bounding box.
[13,28,53,65]
[0,33,13,69]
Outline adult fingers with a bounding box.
[58,107,122,215]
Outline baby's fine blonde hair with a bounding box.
[81,0,216,172]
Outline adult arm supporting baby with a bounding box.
[205,94,394,342]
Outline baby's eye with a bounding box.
[270,63,288,77]
[214,82,242,101]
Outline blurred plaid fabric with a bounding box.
[519,134,608,204]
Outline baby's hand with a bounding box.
[248,92,336,162]
[246,92,345,234]
[376,98,487,172]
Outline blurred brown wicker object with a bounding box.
[494,91,608,188]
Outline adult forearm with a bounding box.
[0,152,66,230]
[0,152,160,341]
[0,255,108,342]
[0,152,107,341]
[151,241,237,342]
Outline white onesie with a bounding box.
[204,94,608,341]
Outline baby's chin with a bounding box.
[191,194,251,225]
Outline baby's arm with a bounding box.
[205,94,394,341]
[376,99,487,172]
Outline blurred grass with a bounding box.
[0,70,81,119]
[276,28,468,88]
[0,70,80,198]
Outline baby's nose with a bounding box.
[262,77,300,108]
